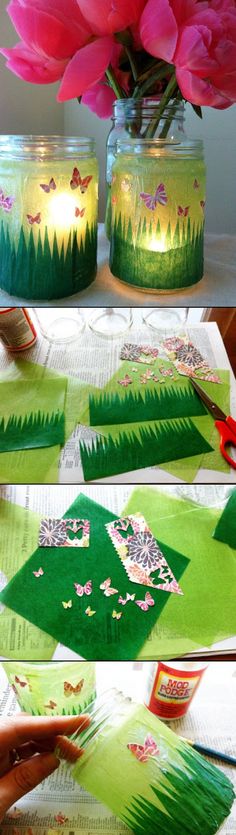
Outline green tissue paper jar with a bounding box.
[0,136,98,300]
[66,690,234,835]
[3,661,96,715]
[110,139,206,293]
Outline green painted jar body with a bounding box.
[110,138,206,293]
[3,661,96,715]
[69,691,234,835]
[0,136,98,300]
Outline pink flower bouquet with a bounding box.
[1,0,236,119]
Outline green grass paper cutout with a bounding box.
[0,494,189,660]
[72,701,234,835]
[0,221,97,300]
[213,489,236,549]
[89,384,207,426]
[0,378,66,453]
[0,410,65,452]
[110,214,204,290]
[0,360,97,483]
[80,419,213,481]
[124,488,236,659]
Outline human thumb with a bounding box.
[0,753,59,822]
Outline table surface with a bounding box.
[0,227,235,307]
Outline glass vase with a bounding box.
[0,136,98,300]
[64,690,234,835]
[2,661,96,715]
[106,99,186,239]
[110,138,206,293]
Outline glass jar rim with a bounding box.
[116,138,204,158]
[0,135,96,160]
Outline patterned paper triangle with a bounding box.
[106,513,183,594]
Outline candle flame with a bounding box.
[50,193,78,228]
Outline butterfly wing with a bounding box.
[80,175,92,193]
[40,184,50,193]
[144,734,160,758]
[84,581,92,596]
[127,743,146,761]
[70,167,80,189]
[145,592,155,607]
[140,192,156,211]
[74,583,84,597]
[100,577,111,591]
[49,178,56,191]
[155,183,167,205]
[75,678,84,694]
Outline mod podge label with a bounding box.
[147,662,206,719]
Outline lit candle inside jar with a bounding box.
[110,139,206,293]
[0,136,99,300]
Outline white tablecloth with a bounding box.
[0,226,235,307]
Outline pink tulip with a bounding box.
[7,0,91,60]
[140,0,236,107]
[82,81,117,118]
[0,40,68,83]
[57,36,114,101]
[76,0,147,36]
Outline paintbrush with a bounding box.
[181,738,236,766]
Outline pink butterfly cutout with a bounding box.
[100,578,118,597]
[200,200,206,211]
[127,734,160,763]
[178,205,190,217]
[140,183,167,211]
[135,592,155,611]
[74,581,92,597]
[40,178,56,193]
[193,178,200,189]
[75,207,86,218]
[118,375,133,387]
[0,191,15,213]
[33,567,44,578]
[70,168,92,193]
[118,593,136,605]
[27,213,41,225]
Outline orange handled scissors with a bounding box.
[190,378,236,470]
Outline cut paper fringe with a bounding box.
[0,410,65,452]
[89,385,207,427]
[80,419,213,481]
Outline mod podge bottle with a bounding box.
[0,307,37,351]
[145,661,207,720]
[63,689,234,835]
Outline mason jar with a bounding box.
[0,136,98,300]
[63,690,234,835]
[3,660,96,716]
[110,138,206,293]
[105,99,186,238]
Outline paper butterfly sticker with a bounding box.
[54,814,68,825]
[0,191,15,213]
[27,213,41,225]
[15,676,28,688]
[44,700,57,710]
[33,567,44,578]
[40,178,56,193]
[140,183,167,211]
[64,679,84,697]
[75,207,86,218]
[85,606,96,616]
[112,610,122,620]
[62,600,72,609]
[100,578,118,597]
[118,593,136,605]
[70,167,92,193]
[74,581,92,597]
[118,374,133,387]
[127,734,160,763]
[135,592,155,611]
[193,178,200,189]
[178,205,190,217]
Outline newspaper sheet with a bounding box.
[0,317,235,484]
[0,662,235,834]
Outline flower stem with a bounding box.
[144,73,179,138]
[133,63,174,99]
[125,46,139,83]
[106,65,125,99]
